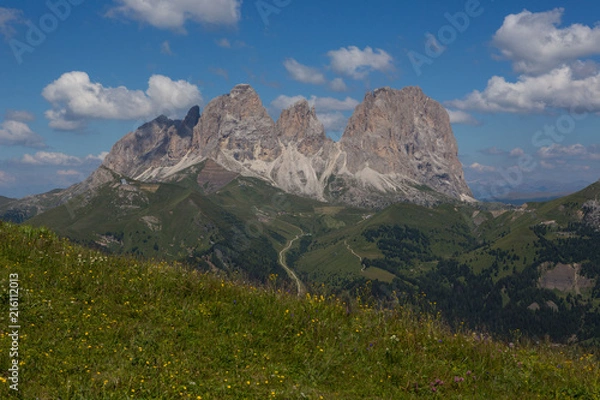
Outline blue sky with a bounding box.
[0,0,599,199]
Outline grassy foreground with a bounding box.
[0,222,598,399]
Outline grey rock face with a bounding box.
[192,84,281,163]
[103,105,200,178]
[583,200,600,231]
[99,84,474,209]
[276,100,331,156]
[335,87,471,202]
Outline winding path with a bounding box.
[279,231,307,296]
[345,240,365,271]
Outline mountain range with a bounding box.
[1,85,599,344]
[103,84,472,209]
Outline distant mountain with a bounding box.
[9,84,600,343]
[1,84,474,222]
[0,196,14,207]
[471,179,596,205]
[102,84,473,209]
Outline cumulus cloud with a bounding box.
[509,148,525,157]
[0,7,21,39]
[160,40,173,55]
[56,169,82,177]
[5,110,35,122]
[216,38,247,49]
[449,10,600,115]
[480,147,506,156]
[540,160,556,170]
[211,67,229,80]
[446,65,600,114]
[283,59,326,85]
[327,46,394,79]
[446,109,479,125]
[108,0,242,31]
[469,163,497,173]
[271,95,359,112]
[493,8,600,75]
[0,171,16,186]
[271,95,306,111]
[329,78,348,92]
[217,38,231,48]
[314,96,360,111]
[42,71,202,130]
[0,120,45,148]
[316,112,348,132]
[20,151,108,166]
[537,143,600,160]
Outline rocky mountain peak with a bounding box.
[98,83,474,209]
[180,105,201,136]
[192,84,280,163]
[221,83,268,120]
[276,100,328,156]
[103,112,191,179]
[335,86,472,204]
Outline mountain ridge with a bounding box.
[102,84,474,209]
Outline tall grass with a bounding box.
[0,222,598,399]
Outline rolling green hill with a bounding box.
[0,222,598,399]
[20,164,600,343]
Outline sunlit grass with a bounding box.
[0,222,598,399]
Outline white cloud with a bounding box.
[0,171,15,186]
[469,163,496,173]
[0,120,45,148]
[21,152,82,166]
[283,59,326,85]
[316,112,348,132]
[5,110,35,122]
[271,95,306,111]
[327,46,394,79]
[21,151,108,166]
[108,0,242,31]
[493,8,600,75]
[42,71,202,130]
[211,67,229,80]
[160,40,173,55]
[480,147,506,156]
[271,95,359,112]
[329,78,348,92]
[449,10,600,115]
[0,7,21,39]
[216,38,247,49]
[540,161,556,170]
[446,65,600,114]
[57,169,82,177]
[217,38,231,48]
[538,143,600,160]
[314,96,359,111]
[509,148,525,157]
[446,109,479,125]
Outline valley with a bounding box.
[1,83,598,345]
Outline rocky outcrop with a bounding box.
[276,100,330,156]
[193,84,280,164]
[334,87,471,203]
[98,84,473,209]
[582,200,600,231]
[103,106,200,178]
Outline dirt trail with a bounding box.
[344,240,365,271]
[279,231,306,296]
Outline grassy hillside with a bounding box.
[19,168,600,343]
[0,222,598,399]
